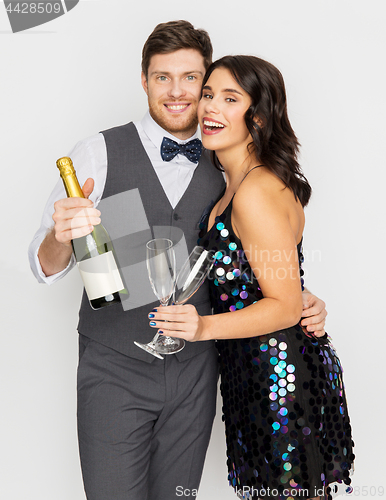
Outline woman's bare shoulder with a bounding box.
[233,166,304,238]
[234,167,288,212]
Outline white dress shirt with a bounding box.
[28,112,201,284]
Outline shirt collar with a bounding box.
[140,111,201,151]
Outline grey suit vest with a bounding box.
[77,122,225,362]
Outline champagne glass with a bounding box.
[172,246,215,306]
[134,238,184,359]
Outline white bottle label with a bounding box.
[77,251,124,300]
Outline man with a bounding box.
[28,20,327,500]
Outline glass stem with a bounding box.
[148,333,160,347]
[149,302,168,347]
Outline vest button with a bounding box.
[173,213,179,220]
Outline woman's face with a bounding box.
[197,67,253,156]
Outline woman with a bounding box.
[148,55,354,499]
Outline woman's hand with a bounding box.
[148,305,207,342]
[300,292,327,337]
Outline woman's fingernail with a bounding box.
[152,308,158,312]
[148,313,155,318]
[150,322,156,326]
[158,331,163,334]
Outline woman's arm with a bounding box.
[148,174,305,342]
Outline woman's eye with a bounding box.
[226,97,236,102]
[202,93,212,99]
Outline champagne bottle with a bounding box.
[56,156,124,310]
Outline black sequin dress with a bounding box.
[198,193,354,500]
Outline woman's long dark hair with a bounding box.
[203,55,312,207]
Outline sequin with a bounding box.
[197,195,354,498]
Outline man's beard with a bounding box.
[148,102,199,137]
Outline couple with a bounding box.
[28,20,352,500]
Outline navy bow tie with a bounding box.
[160,137,202,163]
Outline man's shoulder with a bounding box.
[69,131,106,161]
[100,122,143,151]
[100,121,135,136]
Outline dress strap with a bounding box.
[240,164,264,185]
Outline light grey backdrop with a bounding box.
[1,0,385,498]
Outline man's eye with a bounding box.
[186,75,196,81]
[157,76,167,81]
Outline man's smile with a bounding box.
[164,103,192,113]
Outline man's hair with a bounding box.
[141,20,213,77]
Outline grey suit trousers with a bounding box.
[77,335,219,500]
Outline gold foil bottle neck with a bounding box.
[56,156,84,198]
[57,156,75,177]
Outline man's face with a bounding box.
[141,49,206,140]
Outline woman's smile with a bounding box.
[202,117,226,134]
